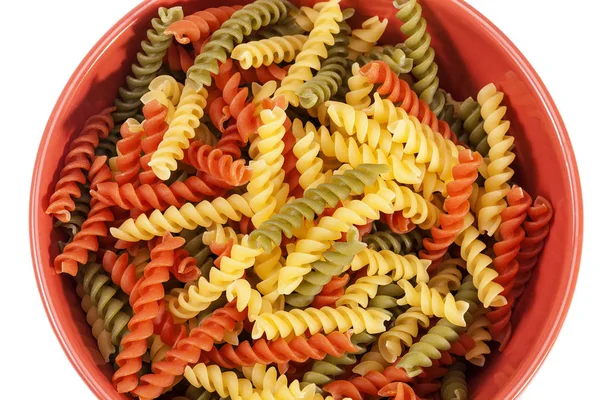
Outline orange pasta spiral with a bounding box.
[172,247,201,282]
[46,108,114,223]
[187,141,251,186]
[102,250,138,295]
[324,367,415,400]
[166,43,194,72]
[420,150,482,269]
[154,300,187,347]
[54,156,114,276]
[113,233,184,393]
[115,121,143,186]
[215,125,246,159]
[132,302,246,400]
[512,196,553,298]
[202,331,356,369]
[165,6,242,53]
[310,274,351,309]
[140,100,169,186]
[384,213,415,234]
[486,186,533,347]
[92,174,226,212]
[360,61,459,144]
[237,62,290,84]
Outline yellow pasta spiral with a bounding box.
[455,213,507,308]
[110,194,253,242]
[252,306,391,340]
[292,123,331,190]
[348,16,388,60]
[167,236,261,321]
[184,363,256,399]
[242,364,331,400]
[148,85,208,181]
[379,307,430,363]
[397,280,469,327]
[276,0,343,107]
[365,177,439,229]
[346,63,374,110]
[477,83,515,235]
[428,258,464,295]
[466,314,492,367]
[336,275,393,308]
[148,335,171,363]
[141,75,184,123]
[202,224,244,246]
[350,248,430,283]
[278,234,330,295]
[232,35,308,69]
[226,279,277,322]
[316,126,421,184]
[248,107,289,227]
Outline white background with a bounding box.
[1,0,596,398]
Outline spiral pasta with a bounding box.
[363,229,423,253]
[346,63,374,110]
[465,314,492,367]
[148,85,209,181]
[292,122,331,190]
[77,285,116,362]
[397,280,469,327]
[252,306,390,340]
[296,20,351,109]
[111,7,183,132]
[348,16,388,60]
[286,227,364,308]
[458,97,489,156]
[441,362,468,400]
[232,34,308,69]
[46,108,114,223]
[394,0,446,116]
[336,275,393,308]
[379,307,430,363]
[275,0,343,106]
[350,248,430,283]
[477,83,516,235]
[186,0,291,90]
[357,44,414,75]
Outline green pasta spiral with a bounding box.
[105,5,183,159]
[285,226,366,308]
[458,97,489,156]
[249,164,390,252]
[395,317,459,377]
[252,15,305,39]
[296,20,352,109]
[441,362,468,400]
[362,229,424,254]
[300,332,376,391]
[357,44,414,75]
[77,263,131,346]
[394,0,445,116]
[368,284,405,317]
[187,0,292,90]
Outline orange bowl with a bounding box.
[30,0,582,399]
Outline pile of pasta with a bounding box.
[46,0,554,399]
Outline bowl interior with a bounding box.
[30,0,581,399]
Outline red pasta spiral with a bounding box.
[215,125,245,159]
[102,250,138,295]
[512,196,553,299]
[91,174,226,212]
[324,367,415,400]
[209,96,230,132]
[384,212,415,234]
[187,141,251,186]
[154,300,187,347]
[209,239,234,268]
[214,58,238,92]
[132,302,247,400]
[139,100,169,185]
[202,331,356,369]
[165,6,242,54]
[166,43,194,72]
[420,150,482,271]
[172,248,201,282]
[360,61,459,145]
[378,382,419,400]
[113,233,183,393]
[449,332,476,357]
[223,72,249,121]
[46,108,114,222]
[237,62,290,84]
[311,274,350,309]
[54,156,114,276]
[114,121,143,186]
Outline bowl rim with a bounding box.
[29,0,583,399]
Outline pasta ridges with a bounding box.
[187,141,251,186]
[46,108,114,222]
[114,120,144,185]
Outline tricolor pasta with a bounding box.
[46,0,554,399]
